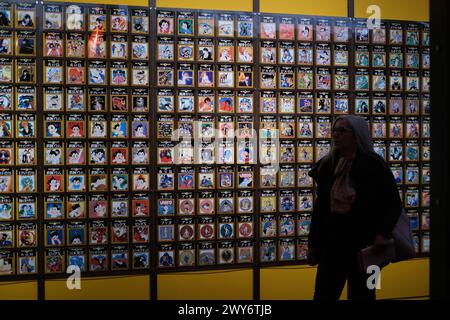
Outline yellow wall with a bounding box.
[157,0,253,11]
[355,0,429,21]
[377,258,429,299]
[260,265,348,300]
[45,275,150,300]
[0,281,38,300]
[158,269,253,300]
[260,258,429,300]
[260,265,318,300]
[261,0,347,17]
[48,0,430,21]
[0,258,424,300]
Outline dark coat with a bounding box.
[308,151,402,254]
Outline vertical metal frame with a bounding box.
[430,0,448,300]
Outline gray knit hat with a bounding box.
[332,115,376,156]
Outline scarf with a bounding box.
[330,156,356,215]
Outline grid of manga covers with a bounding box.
[154,10,431,269]
[0,1,152,276]
[0,1,430,278]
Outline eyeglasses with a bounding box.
[332,126,353,134]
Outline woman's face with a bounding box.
[332,119,356,152]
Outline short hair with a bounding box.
[159,19,169,27]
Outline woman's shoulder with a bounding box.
[308,154,333,180]
[353,152,391,177]
[361,152,388,168]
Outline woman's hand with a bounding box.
[307,248,319,266]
